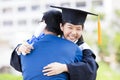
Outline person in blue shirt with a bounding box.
[10,9,82,80]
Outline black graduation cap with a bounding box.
[50,5,102,45]
[50,5,98,25]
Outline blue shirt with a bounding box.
[21,34,82,80]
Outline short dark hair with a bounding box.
[42,10,62,35]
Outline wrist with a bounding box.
[62,64,68,72]
[16,45,22,55]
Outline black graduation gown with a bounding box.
[67,49,99,80]
[10,44,22,72]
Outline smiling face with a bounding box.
[60,22,83,42]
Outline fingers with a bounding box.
[42,68,52,73]
[43,64,52,69]
[42,62,59,76]
[19,42,34,54]
[43,70,55,76]
[23,42,34,50]
[43,62,57,70]
[43,64,52,73]
[43,63,54,76]
[43,66,56,76]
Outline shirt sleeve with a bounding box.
[74,46,83,62]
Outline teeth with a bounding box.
[69,35,75,39]
[68,34,77,41]
[69,36,75,40]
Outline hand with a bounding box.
[18,42,34,55]
[42,62,68,76]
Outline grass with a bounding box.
[0,74,22,80]
[96,62,120,80]
[0,62,120,80]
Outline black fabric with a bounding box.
[67,49,99,80]
[62,9,87,25]
[50,5,98,25]
[10,44,22,72]
[76,36,84,46]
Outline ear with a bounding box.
[60,23,63,31]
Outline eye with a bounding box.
[66,24,72,28]
[69,26,72,28]
[77,28,82,31]
[68,26,72,29]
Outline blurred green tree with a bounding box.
[113,32,120,63]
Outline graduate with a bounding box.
[10,9,82,80]
[42,6,99,80]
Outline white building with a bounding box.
[0,0,118,68]
[0,0,105,44]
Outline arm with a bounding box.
[67,49,99,80]
[42,49,98,80]
[42,45,83,76]
[10,44,22,72]
[17,42,33,54]
[10,43,33,72]
[10,22,45,72]
[42,62,68,76]
[42,43,98,80]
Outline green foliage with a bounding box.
[113,32,120,48]
[98,30,109,56]
[115,9,120,18]
[116,46,120,63]
[97,62,120,80]
[0,74,22,80]
[113,32,120,63]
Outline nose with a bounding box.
[71,30,77,35]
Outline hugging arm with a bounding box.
[43,49,98,80]
[67,49,99,80]
[10,43,33,72]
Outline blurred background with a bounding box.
[0,0,120,80]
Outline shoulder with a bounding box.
[79,42,97,58]
[79,42,92,50]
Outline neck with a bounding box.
[43,29,57,36]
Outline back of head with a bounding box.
[42,10,62,35]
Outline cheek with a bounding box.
[63,31,70,36]
[63,28,71,34]
[66,29,72,35]
[77,31,82,37]
[63,31,71,39]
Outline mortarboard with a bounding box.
[51,5,98,25]
[50,5,102,45]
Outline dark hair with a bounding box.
[76,35,84,46]
[42,10,62,35]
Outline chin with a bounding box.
[70,40,75,42]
